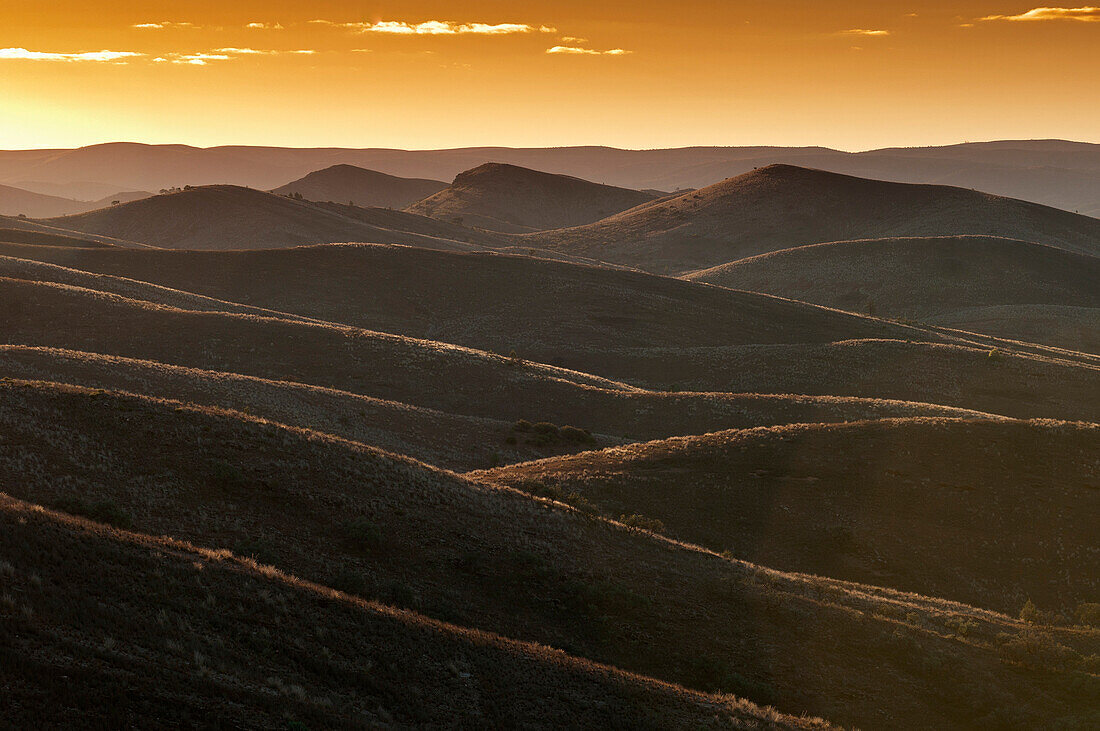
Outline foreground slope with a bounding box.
[687,236,1100,352]
[41,185,496,250]
[408,163,658,232]
[477,418,1100,614]
[1,380,1096,729]
[0,495,808,729]
[272,163,447,208]
[524,165,1100,273]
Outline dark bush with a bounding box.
[341,519,382,551]
[619,514,665,532]
[560,426,596,444]
[1075,602,1100,627]
[53,497,133,529]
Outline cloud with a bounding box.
[546,46,631,56]
[559,36,588,43]
[132,21,196,30]
[839,28,891,36]
[980,6,1100,21]
[246,22,284,30]
[310,20,555,35]
[0,47,144,62]
[170,52,231,65]
[168,48,316,64]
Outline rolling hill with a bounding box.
[524,165,1100,273]
[476,418,1100,614]
[41,185,503,250]
[686,236,1100,352]
[0,277,1002,467]
[2,243,1097,423]
[2,379,1096,729]
[0,492,809,729]
[0,183,150,218]
[407,163,658,232]
[272,164,447,209]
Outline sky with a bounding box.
[0,2,1097,151]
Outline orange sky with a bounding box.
[0,2,1097,150]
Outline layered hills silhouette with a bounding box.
[2,139,1098,213]
[1,144,1097,728]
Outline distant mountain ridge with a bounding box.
[0,139,1097,214]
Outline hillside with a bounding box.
[0,183,88,218]
[42,185,497,250]
[1,379,1096,729]
[407,163,658,232]
[0,493,808,729]
[0,227,112,248]
[524,165,1100,273]
[476,418,1100,614]
[272,164,447,209]
[686,236,1100,352]
[0,281,1000,466]
[927,305,1100,355]
[0,241,951,361]
[1,245,1097,423]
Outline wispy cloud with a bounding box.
[168,52,231,65]
[560,36,588,43]
[0,47,144,62]
[839,28,891,36]
[246,22,284,30]
[980,6,1100,21]
[546,46,631,56]
[132,21,197,30]
[310,20,555,35]
[156,48,316,65]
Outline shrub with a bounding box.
[619,514,665,532]
[1075,602,1100,628]
[233,538,279,566]
[330,568,367,595]
[341,519,382,551]
[512,419,533,433]
[54,497,133,529]
[560,425,596,444]
[532,422,559,436]
[210,460,245,488]
[1020,598,1048,624]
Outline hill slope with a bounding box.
[477,418,1100,614]
[272,164,447,208]
[525,165,1100,273]
[0,492,807,729]
[2,380,1096,729]
[407,163,658,232]
[42,185,498,250]
[686,236,1100,352]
